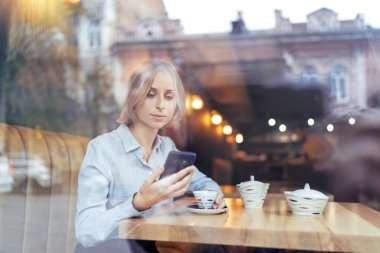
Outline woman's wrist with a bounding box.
[132,192,150,211]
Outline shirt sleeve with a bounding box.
[188,167,224,196]
[75,141,143,247]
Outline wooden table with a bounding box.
[119,197,380,252]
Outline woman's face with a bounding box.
[134,71,177,131]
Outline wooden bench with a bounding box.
[0,123,90,253]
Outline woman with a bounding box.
[75,59,225,252]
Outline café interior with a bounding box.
[1,0,380,252]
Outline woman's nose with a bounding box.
[156,104,165,110]
[156,97,165,110]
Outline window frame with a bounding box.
[330,65,349,104]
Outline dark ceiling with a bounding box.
[182,60,327,139]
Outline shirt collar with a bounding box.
[117,124,162,153]
[117,124,140,153]
[153,135,162,150]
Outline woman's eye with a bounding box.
[165,92,174,100]
[147,92,155,98]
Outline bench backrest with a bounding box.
[0,123,90,253]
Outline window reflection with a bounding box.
[0,1,380,252]
[88,19,101,48]
[330,65,348,103]
[301,65,319,85]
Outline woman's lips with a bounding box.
[151,114,166,121]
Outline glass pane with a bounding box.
[339,78,346,98]
[1,1,380,252]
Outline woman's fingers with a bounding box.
[217,200,226,209]
[137,165,194,206]
[145,166,164,184]
[175,165,194,180]
[163,166,194,184]
[168,182,191,198]
[213,192,226,209]
[164,172,192,196]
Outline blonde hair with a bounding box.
[116,59,186,126]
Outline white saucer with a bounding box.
[186,204,228,215]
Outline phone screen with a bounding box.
[160,151,196,178]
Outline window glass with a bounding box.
[330,65,348,103]
[89,19,100,48]
[301,65,318,85]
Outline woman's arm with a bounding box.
[76,141,195,247]
[188,167,222,192]
[75,142,141,248]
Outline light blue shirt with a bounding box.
[75,124,222,247]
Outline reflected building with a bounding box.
[74,2,380,133]
[76,0,183,60]
[274,8,380,120]
[111,6,380,136]
[75,0,183,104]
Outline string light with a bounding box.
[268,118,276,126]
[235,133,244,143]
[211,111,222,125]
[327,124,334,132]
[223,124,233,135]
[191,95,203,110]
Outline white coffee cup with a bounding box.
[193,190,217,209]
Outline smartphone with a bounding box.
[160,151,197,178]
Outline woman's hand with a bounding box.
[213,192,226,209]
[132,165,195,211]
